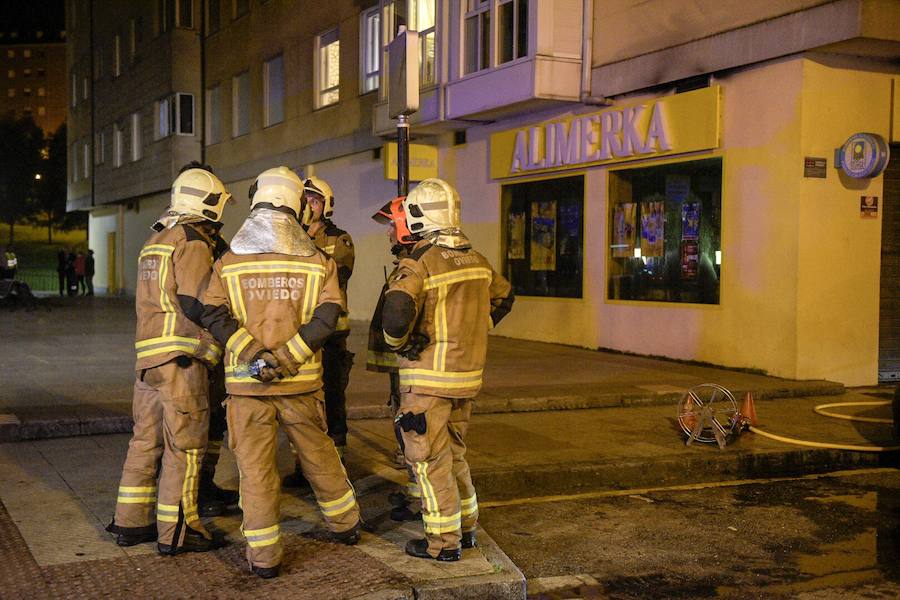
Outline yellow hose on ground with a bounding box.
[749,399,900,452]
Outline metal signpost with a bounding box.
[387,27,420,196]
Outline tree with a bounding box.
[0,116,44,243]
[32,123,72,243]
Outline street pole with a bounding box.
[397,114,410,197]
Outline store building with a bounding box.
[69,0,900,386]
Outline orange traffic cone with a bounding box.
[740,392,758,426]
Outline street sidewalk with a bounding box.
[0,296,843,441]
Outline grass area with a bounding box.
[0,223,88,271]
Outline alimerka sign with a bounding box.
[490,86,721,179]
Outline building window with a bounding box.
[6,88,13,98]
[37,87,45,97]
[82,76,89,99]
[498,0,528,64]
[207,0,221,34]
[206,84,221,144]
[176,93,194,135]
[607,158,722,305]
[263,54,284,127]
[23,87,31,97]
[5,50,12,58]
[82,141,90,179]
[71,141,78,182]
[156,0,173,35]
[501,175,583,298]
[464,0,490,75]
[37,106,45,116]
[36,68,45,78]
[94,130,105,164]
[360,6,380,93]
[23,49,31,59]
[93,45,104,80]
[315,27,340,108]
[129,18,139,63]
[131,112,142,160]
[113,124,124,167]
[233,0,249,19]
[70,71,76,106]
[232,71,250,137]
[155,93,194,137]
[7,70,14,79]
[177,0,193,28]
[23,68,32,78]
[155,98,169,139]
[113,34,121,77]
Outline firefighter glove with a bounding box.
[271,344,301,377]
[252,351,284,382]
[395,411,427,435]
[397,333,430,361]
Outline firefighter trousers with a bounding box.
[399,393,478,557]
[226,391,360,569]
[112,359,211,546]
[322,332,354,445]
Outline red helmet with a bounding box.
[371,196,415,244]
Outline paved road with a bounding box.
[481,469,900,599]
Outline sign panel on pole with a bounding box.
[388,29,419,119]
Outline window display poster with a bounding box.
[665,175,691,203]
[612,203,636,257]
[680,240,699,280]
[507,213,526,259]
[681,201,700,240]
[640,201,665,258]
[530,201,557,271]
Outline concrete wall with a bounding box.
[87,208,117,294]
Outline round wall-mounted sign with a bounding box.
[838,133,890,178]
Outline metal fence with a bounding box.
[16,269,58,292]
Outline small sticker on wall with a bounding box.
[860,196,879,219]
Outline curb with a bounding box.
[0,381,844,443]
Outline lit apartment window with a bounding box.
[263,54,284,126]
[94,130,105,164]
[37,106,45,116]
[206,84,221,144]
[113,123,123,167]
[155,93,194,138]
[6,88,13,98]
[232,71,249,136]
[23,87,31,97]
[177,0,193,28]
[113,34,121,77]
[233,0,249,19]
[360,6,380,93]
[23,68,32,78]
[207,0,221,34]
[23,49,31,59]
[37,87,45,96]
[131,112,142,160]
[316,27,340,108]
[7,70,14,79]
[83,140,90,179]
[464,0,490,75]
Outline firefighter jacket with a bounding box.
[134,223,226,371]
[381,240,514,398]
[200,250,344,397]
[309,221,354,333]
[367,277,400,373]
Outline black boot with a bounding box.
[461,530,477,549]
[282,465,310,489]
[388,491,422,522]
[405,538,460,562]
[106,521,156,547]
[331,522,361,545]
[157,527,225,555]
[198,473,239,517]
[252,564,281,579]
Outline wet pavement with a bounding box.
[481,469,900,599]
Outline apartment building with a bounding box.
[0,27,67,135]
[68,0,900,385]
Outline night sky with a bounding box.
[0,0,66,41]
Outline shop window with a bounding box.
[501,175,583,298]
[315,27,340,108]
[360,6,380,93]
[607,158,722,305]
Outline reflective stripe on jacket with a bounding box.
[310,221,354,332]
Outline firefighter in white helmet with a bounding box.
[107,162,234,555]
[380,178,514,561]
[199,166,361,579]
[283,175,356,488]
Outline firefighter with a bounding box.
[380,179,514,561]
[283,176,355,488]
[200,166,361,579]
[106,164,234,555]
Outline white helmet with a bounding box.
[170,168,233,223]
[302,175,335,224]
[403,178,461,236]
[250,166,305,219]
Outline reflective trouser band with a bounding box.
[225,364,322,384]
[335,314,350,332]
[318,489,357,518]
[384,330,410,350]
[286,332,313,363]
[157,502,180,523]
[117,485,156,504]
[181,448,201,523]
[367,350,398,369]
[461,493,478,517]
[206,441,221,456]
[414,462,439,516]
[226,327,254,361]
[423,511,462,535]
[244,524,281,548]
[399,368,483,390]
